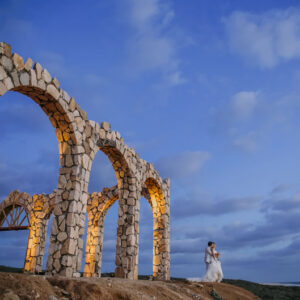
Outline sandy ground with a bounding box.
[0,272,260,300]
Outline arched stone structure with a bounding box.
[0,42,170,280]
[84,185,118,277]
[0,190,55,273]
[83,181,170,280]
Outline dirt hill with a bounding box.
[0,272,259,300]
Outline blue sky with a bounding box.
[1,0,300,283]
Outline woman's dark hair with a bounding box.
[208,241,213,246]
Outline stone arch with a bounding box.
[88,122,141,279]
[142,173,170,280]
[0,190,32,230]
[0,42,93,277]
[84,185,118,277]
[0,190,55,273]
[0,42,170,280]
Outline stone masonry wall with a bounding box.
[0,42,170,280]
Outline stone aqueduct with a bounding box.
[0,42,170,280]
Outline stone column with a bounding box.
[46,153,92,277]
[24,194,52,274]
[115,178,140,280]
[84,213,105,277]
[24,218,49,273]
[154,179,170,280]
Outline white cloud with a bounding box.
[224,8,300,68]
[129,0,159,28]
[233,132,258,152]
[126,0,185,85]
[156,151,211,179]
[131,35,175,71]
[231,91,259,120]
[168,71,186,86]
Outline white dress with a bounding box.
[201,252,223,283]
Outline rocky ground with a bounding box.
[0,272,259,300]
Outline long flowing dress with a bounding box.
[201,254,223,283]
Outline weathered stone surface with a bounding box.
[0,42,11,57]
[101,121,110,131]
[24,58,33,70]
[52,77,60,88]
[1,56,13,71]
[0,66,7,80]
[34,62,42,79]
[0,81,7,96]
[20,72,30,86]
[69,98,76,111]
[57,232,68,242]
[46,84,59,99]
[3,77,13,90]
[29,69,37,86]
[12,53,24,70]
[42,69,52,83]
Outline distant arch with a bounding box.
[143,176,170,280]
[84,185,118,277]
[0,190,55,273]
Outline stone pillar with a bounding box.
[46,153,92,277]
[24,218,49,273]
[154,179,170,280]
[115,178,140,280]
[23,194,53,274]
[84,214,105,277]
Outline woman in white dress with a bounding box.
[201,242,223,283]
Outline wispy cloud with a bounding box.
[224,7,300,68]
[233,131,258,152]
[231,91,259,120]
[126,0,185,85]
[156,151,211,179]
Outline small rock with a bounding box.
[61,289,70,296]
[3,289,20,300]
[49,296,58,300]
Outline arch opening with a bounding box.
[143,177,170,280]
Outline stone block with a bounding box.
[0,56,13,71]
[57,232,68,242]
[115,267,125,278]
[47,84,59,99]
[29,69,37,86]
[37,79,46,90]
[34,62,42,79]
[42,69,52,83]
[127,197,135,206]
[52,77,60,88]
[61,238,76,255]
[69,97,76,111]
[0,42,11,57]
[0,81,7,96]
[24,58,33,70]
[12,53,24,70]
[0,66,7,80]
[101,121,110,131]
[20,72,29,86]
[125,225,134,235]
[66,213,76,226]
